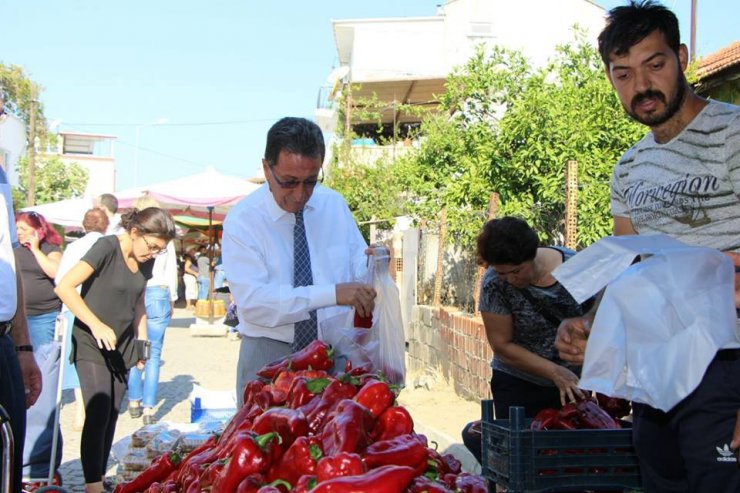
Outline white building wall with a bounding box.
[0,114,27,186]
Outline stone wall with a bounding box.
[407,305,493,402]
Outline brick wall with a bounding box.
[407,305,493,402]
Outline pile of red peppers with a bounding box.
[530,394,630,431]
[114,340,487,493]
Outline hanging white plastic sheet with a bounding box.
[552,234,738,411]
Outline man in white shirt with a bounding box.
[223,117,376,405]
[1,165,42,492]
[96,193,124,235]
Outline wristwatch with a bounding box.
[15,345,34,352]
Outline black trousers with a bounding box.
[76,360,128,484]
[461,369,561,464]
[0,334,26,493]
[632,349,740,493]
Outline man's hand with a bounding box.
[336,282,376,318]
[17,352,42,408]
[555,316,592,364]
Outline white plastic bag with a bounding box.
[319,310,379,372]
[370,248,406,386]
[553,234,738,411]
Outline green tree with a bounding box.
[400,33,645,248]
[12,155,89,209]
[0,63,48,144]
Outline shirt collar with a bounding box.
[262,183,319,222]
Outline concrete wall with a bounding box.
[407,304,493,402]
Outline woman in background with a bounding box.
[55,207,176,493]
[55,208,109,431]
[14,211,63,348]
[183,250,198,310]
[126,197,179,424]
[461,217,590,463]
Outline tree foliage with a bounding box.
[330,33,645,249]
[12,155,89,209]
[0,63,48,143]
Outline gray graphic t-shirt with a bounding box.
[479,247,588,386]
[611,100,740,253]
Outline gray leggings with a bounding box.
[76,360,128,483]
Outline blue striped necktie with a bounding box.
[292,209,317,351]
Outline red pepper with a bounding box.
[316,452,366,482]
[319,398,375,456]
[441,453,462,475]
[222,402,259,445]
[353,379,395,417]
[235,473,266,493]
[243,379,266,408]
[454,472,488,493]
[214,432,281,492]
[266,435,323,487]
[426,447,449,478]
[574,398,620,429]
[196,459,226,491]
[287,376,332,409]
[256,480,291,493]
[596,392,631,420]
[257,340,335,379]
[143,483,161,493]
[114,451,181,493]
[408,476,454,493]
[371,405,414,441]
[160,480,177,493]
[176,434,218,486]
[362,434,428,472]
[292,475,317,493]
[531,408,562,430]
[251,407,309,448]
[310,464,416,493]
[301,379,359,434]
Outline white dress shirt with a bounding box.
[0,167,18,321]
[147,241,179,302]
[222,184,368,343]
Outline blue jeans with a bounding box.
[0,334,26,493]
[127,286,172,408]
[198,276,210,300]
[27,310,58,348]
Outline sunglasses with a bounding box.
[267,165,324,190]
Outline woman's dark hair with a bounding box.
[82,208,109,234]
[598,0,680,67]
[264,117,325,167]
[120,207,176,241]
[476,216,539,266]
[15,211,63,246]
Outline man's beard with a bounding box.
[626,72,687,127]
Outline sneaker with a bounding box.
[143,414,156,425]
[128,404,143,418]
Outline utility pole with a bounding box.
[690,0,697,62]
[27,84,38,206]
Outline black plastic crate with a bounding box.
[481,405,642,493]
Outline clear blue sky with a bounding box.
[3,0,736,193]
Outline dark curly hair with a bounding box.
[476,217,539,266]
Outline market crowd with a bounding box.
[1,1,739,493]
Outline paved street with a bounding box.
[49,308,478,492]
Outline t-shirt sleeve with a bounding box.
[41,243,61,256]
[81,237,114,272]
[610,162,629,218]
[478,268,511,315]
[727,112,740,199]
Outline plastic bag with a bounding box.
[370,248,406,386]
[319,310,379,373]
[553,234,738,411]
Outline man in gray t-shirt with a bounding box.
[196,246,211,300]
[556,2,740,491]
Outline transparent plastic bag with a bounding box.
[369,247,406,386]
